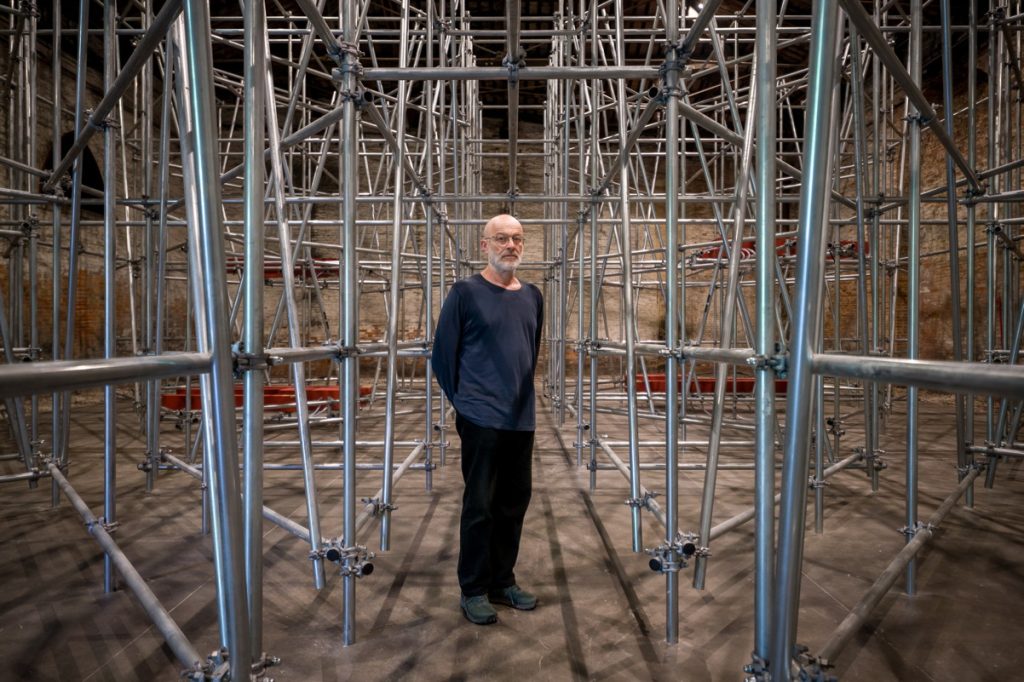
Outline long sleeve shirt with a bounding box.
[431,274,544,431]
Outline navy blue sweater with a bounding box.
[431,274,544,431]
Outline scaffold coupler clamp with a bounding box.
[747,347,788,378]
[231,342,271,378]
[793,645,836,682]
[334,344,362,361]
[251,652,281,680]
[898,521,933,539]
[645,532,701,573]
[807,475,828,490]
[362,496,397,518]
[502,48,527,86]
[857,446,887,471]
[188,648,229,681]
[742,652,769,682]
[320,540,375,578]
[626,490,658,512]
[89,516,119,534]
[825,417,845,439]
[957,458,986,476]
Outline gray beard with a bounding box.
[488,250,521,275]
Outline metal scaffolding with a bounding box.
[1,1,1022,679]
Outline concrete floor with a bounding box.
[1,395,1022,681]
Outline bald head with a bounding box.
[483,213,522,237]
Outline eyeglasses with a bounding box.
[485,234,525,246]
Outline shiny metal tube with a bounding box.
[263,24,326,590]
[848,26,875,496]
[770,2,839,676]
[47,462,204,674]
[179,3,251,672]
[362,65,659,81]
[380,0,412,552]
[904,0,923,596]
[340,0,360,646]
[614,0,643,554]
[753,0,777,659]
[939,0,969,489]
[241,0,267,658]
[422,4,435,493]
[662,0,681,643]
[693,67,758,591]
[964,0,978,507]
[0,353,213,399]
[506,0,521,203]
[810,354,1024,400]
[0,470,50,484]
[102,0,117,594]
[49,0,61,508]
[57,0,91,465]
[817,467,983,664]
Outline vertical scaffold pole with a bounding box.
[242,0,267,660]
[904,0,923,597]
[753,0,777,662]
[102,0,117,595]
[662,0,681,644]
[770,1,839,677]
[179,3,252,674]
[340,0,361,647]
[614,0,643,554]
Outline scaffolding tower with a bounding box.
[1,1,1023,679]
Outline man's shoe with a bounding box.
[460,594,498,625]
[488,585,538,611]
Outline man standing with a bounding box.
[431,214,544,625]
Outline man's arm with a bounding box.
[533,287,544,368]
[431,287,461,403]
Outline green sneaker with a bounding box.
[460,594,498,625]
[488,585,538,611]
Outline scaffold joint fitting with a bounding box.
[645,532,700,573]
[747,351,788,377]
[89,516,119,534]
[361,496,397,517]
[743,652,769,681]
[335,344,362,359]
[626,491,658,511]
[231,344,272,375]
[808,477,829,490]
[188,648,229,681]
[899,521,933,538]
[793,644,836,682]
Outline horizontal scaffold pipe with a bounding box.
[967,445,1024,460]
[0,353,212,399]
[360,66,659,81]
[47,462,204,674]
[817,466,983,663]
[0,470,51,484]
[811,354,1024,400]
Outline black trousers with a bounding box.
[455,414,534,597]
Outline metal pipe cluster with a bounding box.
[0,1,1022,679]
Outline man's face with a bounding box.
[481,221,524,275]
